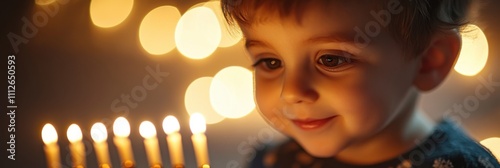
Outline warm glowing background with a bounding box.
[1,0,499,167]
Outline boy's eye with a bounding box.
[318,55,352,67]
[253,58,282,70]
[317,54,354,72]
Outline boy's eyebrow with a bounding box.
[245,39,269,49]
[245,31,357,49]
[305,31,357,44]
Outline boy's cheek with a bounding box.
[328,90,393,131]
[253,83,293,133]
[264,113,290,132]
[254,78,281,103]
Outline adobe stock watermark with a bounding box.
[354,0,403,49]
[4,0,69,164]
[225,127,278,168]
[7,0,69,54]
[46,64,169,168]
[110,64,170,117]
[220,109,314,167]
[399,73,500,167]
[443,74,500,126]
[89,64,169,152]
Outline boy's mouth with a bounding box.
[291,116,337,130]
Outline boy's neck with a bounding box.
[334,91,436,165]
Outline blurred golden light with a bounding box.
[139,121,157,139]
[42,124,58,144]
[175,6,221,59]
[113,117,131,137]
[203,1,243,47]
[210,66,255,119]
[67,124,83,143]
[35,0,56,5]
[91,122,108,143]
[455,24,489,76]
[162,115,180,134]
[480,137,500,161]
[185,77,225,124]
[90,0,134,28]
[139,6,181,55]
[189,113,206,134]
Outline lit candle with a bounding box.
[139,121,163,168]
[162,115,185,167]
[190,113,210,167]
[113,117,135,168]
[91,122,111,168]
[42,124,61,168]
[67,124,86,168]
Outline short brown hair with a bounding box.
[221,0,471,57]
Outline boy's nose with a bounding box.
[280,71,319,104]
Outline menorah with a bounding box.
[41,113,209,168]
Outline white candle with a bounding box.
[91,122,111,167]
[190,113,210,167]
[67,124,86,168]
[113,117,135,168]
[139,121,163,167]
[162,115,185,167]
[42,124,61,168]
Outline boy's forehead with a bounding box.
[241,1,380,37]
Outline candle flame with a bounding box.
[190,113,206,134]
[42,123,58,144]
[139,121,157,138]
[113,117,131,137]
[67,124,83,143]
[91,122,108,143]
[162,115,180,134]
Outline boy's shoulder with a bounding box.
[249,119,500,168]
[398,119,499,168]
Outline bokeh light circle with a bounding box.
[210,66,255,119]
[480,137,500,161]
[175,6,221,59]
[139,6,181,55]
[455,24,489,76]
[185,77,225,124]
[203,1,243,47]
[90,0,134,28]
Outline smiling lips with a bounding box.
[292,116,336,130]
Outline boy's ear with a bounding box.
[413,31,462,91]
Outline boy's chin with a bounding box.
[298,140,343,158]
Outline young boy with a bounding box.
[221,0,500,167]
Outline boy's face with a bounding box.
[243,3,422,157]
